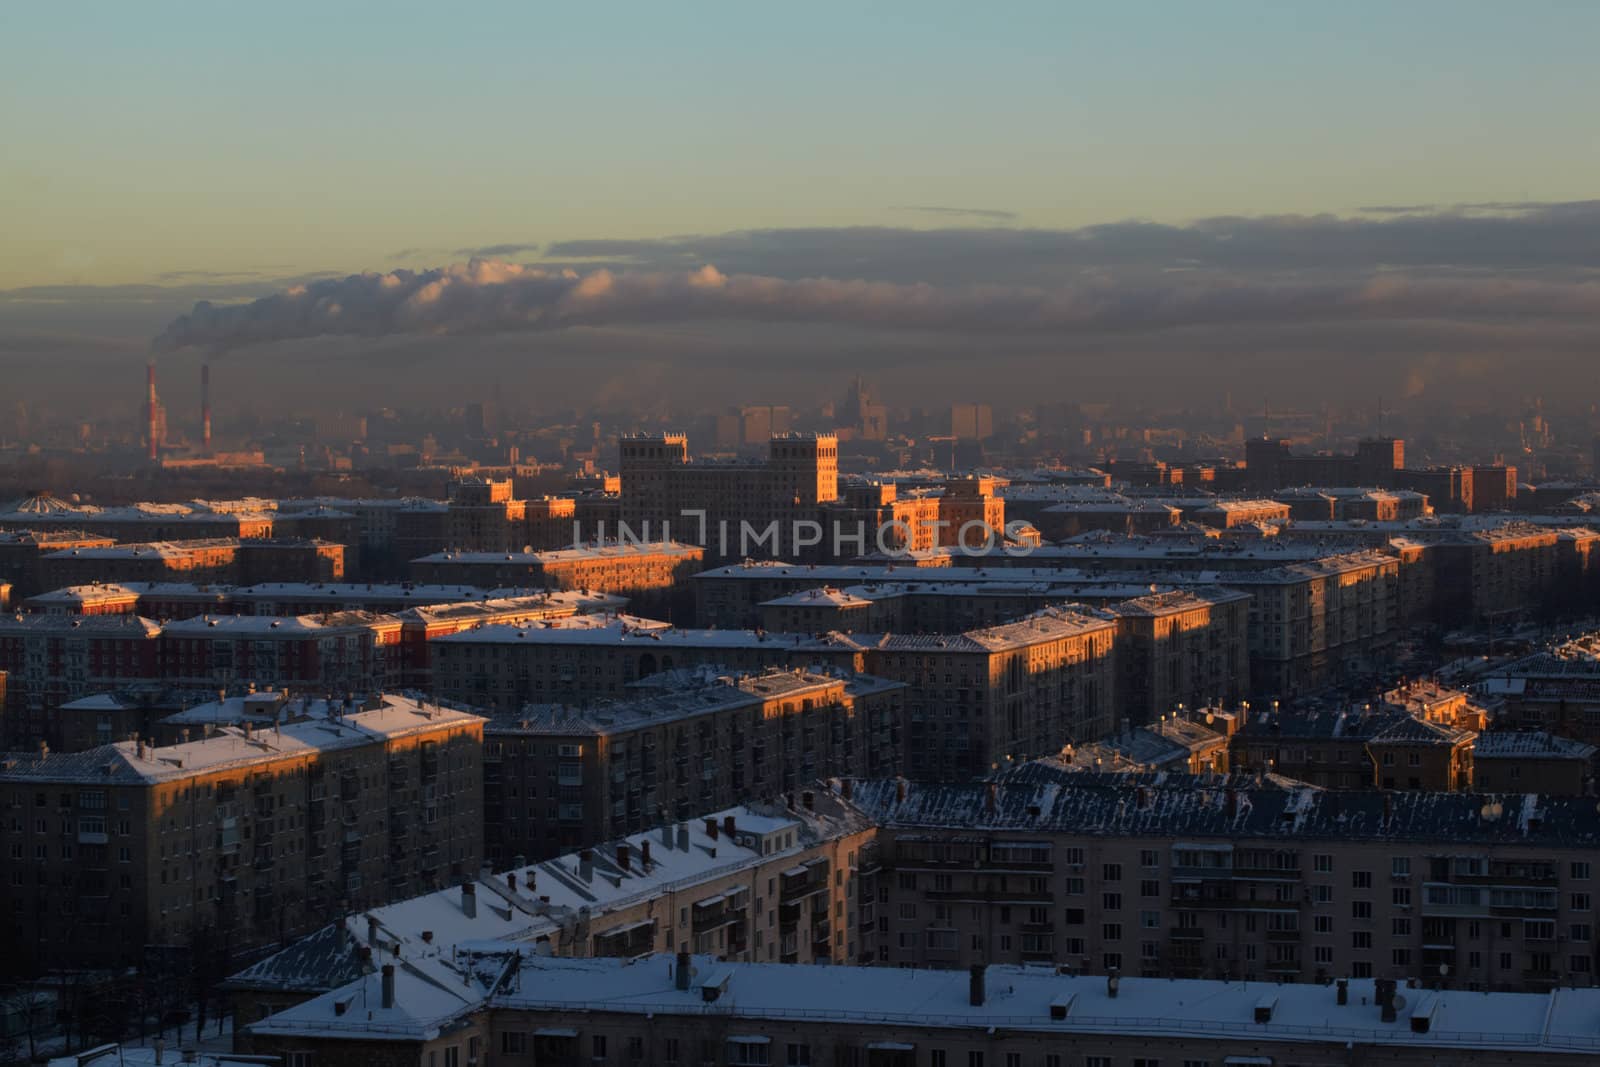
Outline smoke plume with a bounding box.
[152,258,1600,355]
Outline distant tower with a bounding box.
[200,363,212,451]
[145,361,161,461]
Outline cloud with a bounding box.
[151,256,1600,357]
[453,242,541,258]
[542,201,1600,282]
[896,205,1018,221]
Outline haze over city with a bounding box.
[8,5,1600,1067]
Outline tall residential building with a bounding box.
[0,693,484,970]
[481,667,904,857]
[618,432,839,558]
[852,768,1600,992]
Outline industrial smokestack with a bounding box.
[146,361,159,461]
[200,363,212,450]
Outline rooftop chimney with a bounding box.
[381,964,396,1009]
[200,363,212,451]
[367,915,380,946]
[677,824,690,851]
[802,790,815,811]
[723,815,737,839]
[507,872,518,893]
[841,778,854,800]
[704,818,718,840]
[461,881,477,919]
[1376,978,1397,1022]
[985,782,998,815]
[580,849,594,881]
[1337,978,1349,1005]
[675,950,692,991]
[640,839,652,868]
[617,842,631,873]
[969,964,986,1006]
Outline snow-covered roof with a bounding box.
[852,770,1600,847]
[1474,731,1598,760]
[0,694,481,784]
[413,541,702,565]
[478,955,1600,1054]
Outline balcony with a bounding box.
[1267,928,1302,943]
[1169,927,1205,941]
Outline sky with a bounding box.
[2,2,1599,415]
[5,1,1600,288]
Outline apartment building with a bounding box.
[221,795,873,1023]
[395,591,626,688]
[1225,551,1401,697]
[619,432,841,559]
[1103,587,1251,724]
[851,769,1600,992]
[0,530,118,597]
[1229,706,1474,790]
[1054,712,1235,775]
[160,611,405,693]
[409,541,704,598]
[239,951,1600,1067]
[1190,498,1292,528]
[430,617,811,710]
[444,477,528,553]
[37,538,345,590]
[1481,637,1600,747]
[482,668,904,857]
[0,614,164,750]
[0,693,483,970]
[1473,731,1596,796]
[865,608,1118,780]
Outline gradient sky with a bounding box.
[5,1,1600,288]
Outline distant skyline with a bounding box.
[5,1,1600,288]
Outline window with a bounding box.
[443,1049,459,1067]
[1393,887,1412,908]
[286,1054,315,1067]
[1102,893,1122,911]
[1140,879,1160,898]
[664,1040,680,1064]
[1140,910,1160,929]
[1103,923,1122,941]
[628,1038,644,1061]
[1314,946,1333,964]
[1065,878,1085,895]
[1313,854,1333,873]
[1005,1055,1022,1067]
[1352,901,1372,920]
[1140,850,1159,868]
[593,1035,608,1059]
[1391,857,1410,878]
[931,1052,947,1067]
[1314,915,1332,934]
[1392,917,1411,936]
[1352,961,1373,978]
[1133,1060,1160,1067]
[1571,924,1592,942]
[786,1045,810,1067]
[1393,948,1411,966]
[967,1053,984,1067]
[1315,885,1332,904]
[1573,893,1592,912]
[1103,864,1122,881]
[1352,932,1372,949]
[1573,861,1592,880]
[1183,1061,1211,1067]
[729,1041,769,1067]
[1085,1059,1111,1067]
[1352,871,1372,889]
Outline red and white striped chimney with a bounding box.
[200,363,211,450]
[146,361,159,461]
